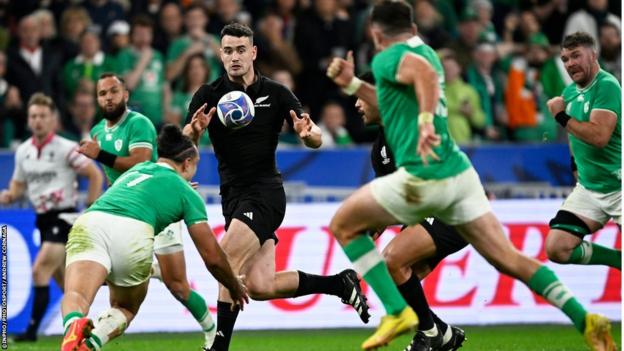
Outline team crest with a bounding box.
[583,102,589,113]
[115,139,123,151]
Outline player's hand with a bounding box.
[416,122,441,166]
[78,139,101,159]
[0,190,12,205]
[191,103,215,134]
[290,110,314,138]
[229,275,249,311]
[547,96,565,116]
[326,50,355,88]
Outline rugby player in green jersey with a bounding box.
[327,2,615,350]
[61,125,248,351]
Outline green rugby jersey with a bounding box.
[90,110,157,184]
[562,69,621,193]
[372,36,471,180]
[87,162,207,234]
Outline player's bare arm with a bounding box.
[290,110,322,148]
[77,162,104,206]
[188,222,249,310]
[396,53,441,164]
[79,139,153,172]
[0,179,26,204]
[327,51,378,108]
[548,96,617,148]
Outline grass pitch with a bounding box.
[9,324,622,351]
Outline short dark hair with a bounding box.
[185,3,207,17]
[157,124,198,163]
[220,22,254,42]
[370,0,413,37]
[98,72,127,89]
[131,14,154,30]
[562,32,596,50]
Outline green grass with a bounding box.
[9,324,622,351]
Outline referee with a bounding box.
[184,23,370,351]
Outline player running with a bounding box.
[60,124,248,351]
[78,73,217,349]
[184,23,370,351]
[327,2,615,350]
[1,93,103,342]
[545,32,621,272]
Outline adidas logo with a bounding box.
[216,330,224,337]
[243,212,253,220]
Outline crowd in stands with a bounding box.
[0,0,620,149]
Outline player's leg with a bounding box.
[330,181,418,350]
[83,280,149,351]
[154,222,216,349]
[546,186,621,269]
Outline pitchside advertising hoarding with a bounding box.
[2,200,621,335]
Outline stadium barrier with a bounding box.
[4,199,620,335]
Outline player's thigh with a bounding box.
[108,280,150,318]
[64,260,108,307]
[219,218,262,272]
[242,239,277,294]
[33,242,66,275]
[383,225,437,270]
[331,183,398,239]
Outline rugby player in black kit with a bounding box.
[183,23,370,351]
[354,71,469,351]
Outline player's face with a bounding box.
[355,97,380,125]
[96,77,129,121]
[181,151,200,181]
[561,46,596,86]
[27,105,55,139]
[220,35,256,78]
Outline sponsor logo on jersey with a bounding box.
[254,95,271,107]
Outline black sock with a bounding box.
[26,286,49,336]
[293,271,342,297]
[212,301,240,351]
[430,310,449,334]
[397,275,435,330]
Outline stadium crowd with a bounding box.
[0,0,620,148]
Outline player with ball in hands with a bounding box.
[183,23,371,351]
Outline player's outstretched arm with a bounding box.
[188,222,249,310]
[183,103,215,146]
[77,162,104,206]
[290,110,322,148]
[0,180,26,205]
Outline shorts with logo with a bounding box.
[35,207,77,244]
[220,183,286,245]
[561,183,621,225]
[371,167,491,226]
[66,211,154,287]
[153,221,184,255]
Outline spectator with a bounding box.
[0,51,23,147]
[532,0,568,45]
[599,22,621,82]
[449,8,481,70]
[83,0,125,45]
[413,0,452,49]
[465,35,506,141]
[318,101,353,148]
[255,13,302,76]
[153,2,183,55]
[166,4,221,83]
[564,0,621,47]
[33,9,57,42]
[61,88,97,142]
[106,20,131,58]
[207,0,252,35]
[116,15,166,125]
[472,0,497,42]
[271,69,301,146]
[271,0,300,42]
[6,14,64,139]
[166,53,211,146]
[58,6,93,64]
[294,0,355,118]
[63,30,115,100]
[440,49,486,144]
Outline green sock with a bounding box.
[184,290,213,331]
[86,334,102,351]
[528,266,587,332]
[569,241,621,269]
[63,311,84,335]
[343,235,407,315]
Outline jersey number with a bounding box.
[127,174,153,187]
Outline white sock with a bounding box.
[442,324,453,344]
[89,308,128,349]
[422,324,439,337]
[200,312,216,348]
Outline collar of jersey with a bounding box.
[575,69,603,93]
[156,161,175,171]
[222,70,263,95]
[104,110,129,133]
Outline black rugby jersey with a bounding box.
[371,127,397,177]
[186,72,303,186]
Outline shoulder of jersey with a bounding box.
[15,138,32,154]
[54,135,80,149]
[128,111,157,128]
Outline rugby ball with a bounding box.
[216,91,255,129]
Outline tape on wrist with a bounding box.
[341,77,363,96]
[418,112,434,125]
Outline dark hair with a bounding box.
[185,3,207,16]
[182,53,210,91]
[359,71,375,85]
[131,14,154,30]
[371,0,414,37]
[157,124,198,163]
[221,22,254,42]
[562,32,596,50]
[98,72,127,89]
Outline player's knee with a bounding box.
[329,217,357,243]
[382,248,407,282]
[545,242,571,263]
[245,280,272,300]
[32,265,51,285]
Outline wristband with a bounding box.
[555,111,571,127]
[570,156,577,172]
[418,112,434,125]
[341,77,362,96]
[96,149,117,167]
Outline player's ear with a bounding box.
[251,45,257,61]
